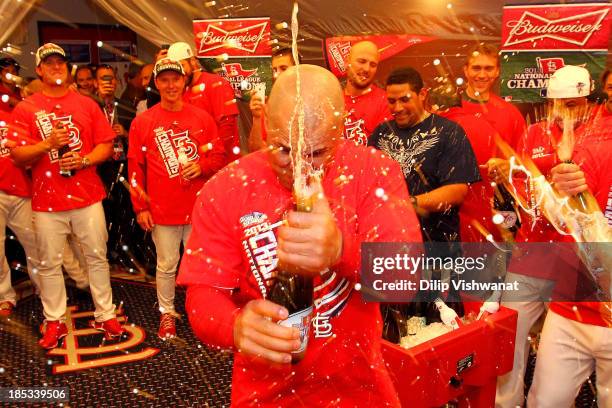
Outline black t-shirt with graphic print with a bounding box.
[369,114,480,247]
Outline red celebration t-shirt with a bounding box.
[10,91,114,211]
[178,141,422,407]
[128,103,225,225]
[344,85,390,146]
[0,110,30,197]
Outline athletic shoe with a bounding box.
[0,301,13,317]
[91,317,125,340]
[158,313,176,339]
[38,321,68,349]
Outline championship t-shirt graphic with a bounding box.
[239,210,351,319]
[34,111,83,162]
[153,128,200,179]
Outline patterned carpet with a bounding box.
[0,278,233,407]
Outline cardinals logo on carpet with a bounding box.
[47,306,158,374]
[34,112,82,162]
[154,128,199,178]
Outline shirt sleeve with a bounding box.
[8,101,37,146]
[185,286,240,351]
[127,117,149,213]
[509,104,527,151]
[196,112,226,178]
[438,121,481,186]
[334,149,422,282]
[177,173,244,290]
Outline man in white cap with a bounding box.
[10,43,124,348]
[128,58,225,338]
[527,74,612,405]
[167,42,239,163]
[497,65,603,407]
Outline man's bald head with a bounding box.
[267,64,345,146]
[266,64,345,189]
[346,41,379,91]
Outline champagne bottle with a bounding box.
[55,122,73,177]
[493,184,520,233]
[268,192,315,364]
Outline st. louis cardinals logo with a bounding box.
[34,111,82,162]
[343,116,368,145]
[46,306,159,374]
[153,128,199,178]
[0,126,9,157]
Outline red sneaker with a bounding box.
[158,313,176,340]
[91,317,125,340]
[38,321,68,349]
[0,301,13,317]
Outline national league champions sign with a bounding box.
[500,2,612,103]
[193,18,272,100]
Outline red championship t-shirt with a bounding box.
[0,111,31,197]
[344,85,390,146]
[0,84,21,113]
[128,103,225,225]
[461,93,525,150]
[441,107,500,242]
[10,91,114,211]
[550,116,612,328]
[178,141,422,407]
[184,72,239,161]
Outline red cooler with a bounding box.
[381,303,517,407]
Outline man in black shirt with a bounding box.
[369,67,480,315]
[369,67,480,246]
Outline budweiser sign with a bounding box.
[194,18,271,57]
[502,4,612,51]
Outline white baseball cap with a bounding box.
[167,42,194,61]
[35,43,67,66]
[546,65,592,99]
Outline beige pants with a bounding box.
[33,202,115,322]
[0,192,88,304]
[496,272,553,408]
[528,310,612,407]
[151,224,191,314]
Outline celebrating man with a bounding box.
[177,64,421,406]
[343,41,390,145]
[10,43,124,348]
[129,58,225,338]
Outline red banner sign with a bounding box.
[324,34,436,77]
[193,18,271,57]
[501,3,612,51]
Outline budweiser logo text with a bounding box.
[504,9,609,47]
[198,22,267,55]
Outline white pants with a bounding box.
[527,311,612,407]
[0,192,88,304]
[496,273,553,408]
[152,224,191,314]
[33,202,115,322]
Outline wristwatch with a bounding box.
[81,156,91,169]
